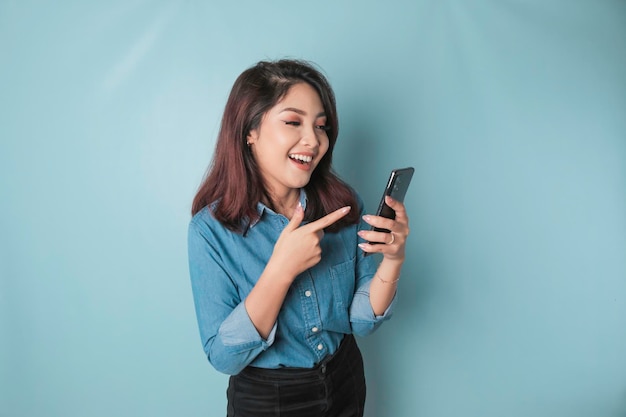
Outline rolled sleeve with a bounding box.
[219,302,276,348]
[208,302,277,375]
[350,279,396,337]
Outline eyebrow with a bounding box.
[280,107,326,118]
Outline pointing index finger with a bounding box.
[304,206,351,232]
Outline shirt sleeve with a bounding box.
[348,197,397,337]
[188,217,276,375]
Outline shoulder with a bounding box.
[348,189,367,215]
[190,203,216,227]
[189,203,229,238]
[188,204,243,261]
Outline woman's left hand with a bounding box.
[357,196,409,261]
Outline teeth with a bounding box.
[289,154,313,163]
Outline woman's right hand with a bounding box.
[269,204,351,280]
[244,205,350,339]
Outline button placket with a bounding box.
[298,275,324,358]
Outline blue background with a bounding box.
[1,1,625,416]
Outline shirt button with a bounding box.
[312,327,319,333]
[305,290,312,297]
[317,344,324,351]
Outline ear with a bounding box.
[246,129,259,145]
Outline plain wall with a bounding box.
[1,1,625,416]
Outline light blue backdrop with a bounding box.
[1,1,625,416]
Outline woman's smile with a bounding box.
[288,152,315,170]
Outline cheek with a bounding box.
[320,138,330,158]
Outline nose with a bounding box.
[301,125,320,148]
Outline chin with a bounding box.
[291,176,313,189]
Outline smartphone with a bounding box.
[367,167,414,246]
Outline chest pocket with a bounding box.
[321,257,356,334]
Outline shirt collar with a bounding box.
[250,189,308,229]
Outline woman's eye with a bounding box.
[284,120,328,131]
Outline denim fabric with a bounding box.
[188,191,394,375]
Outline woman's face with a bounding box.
[247,82,330,200]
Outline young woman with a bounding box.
[188,59,409,417]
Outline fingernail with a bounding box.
[363,215,370,221]
[358,243,367,250]
[385,195,394,203]
[342,206,351,213]
[357,230,365,237]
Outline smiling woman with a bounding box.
[188,59,411,417]
[191,60,359,233]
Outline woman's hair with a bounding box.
[191,59,359,233]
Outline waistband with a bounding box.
[238,334,358,382]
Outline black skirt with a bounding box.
[226,334,366,417]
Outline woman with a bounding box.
[188,59,409,417]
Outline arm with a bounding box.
[188,219,275,375]
[358,195,409,315]
[348,196,403,337]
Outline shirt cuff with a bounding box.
[218,302,277,351]
[350,279,396,323]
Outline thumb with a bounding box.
[285,202,305,231]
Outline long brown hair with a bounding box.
[192,59,359,233]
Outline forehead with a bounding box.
[272,83,325,114]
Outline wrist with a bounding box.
[375,272,400,284]
[381,256,405,268]
[265,258,298,286]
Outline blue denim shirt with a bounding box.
[188,191,394,375]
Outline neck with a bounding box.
[265,189,300,219]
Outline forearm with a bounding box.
[244,260,294,339]
[369,257,403,316]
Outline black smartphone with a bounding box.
[367,167,414,246]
